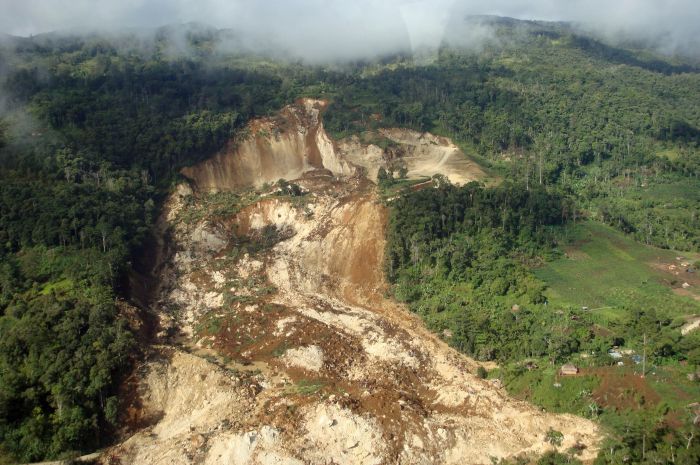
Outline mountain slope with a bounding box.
[104,99,601,465]
[2,18,699,463]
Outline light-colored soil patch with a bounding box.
[338,128,486,186]
[282,345,325,372]
[301,403,387,465]
[204,427,302,465]
[681,315,700,335]
[382,128,486,185]
[650,258,700,300]
[105,349,257,465]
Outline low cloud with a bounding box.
[0,1,698,60]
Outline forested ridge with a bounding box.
[324,26,700,251]
[0,17,699,463]
[0,31,296,462]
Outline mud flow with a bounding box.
[105,99,601,465]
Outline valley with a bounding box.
[1,14,700,465]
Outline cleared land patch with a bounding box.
[536,221,700,319]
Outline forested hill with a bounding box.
[0,17,699,463]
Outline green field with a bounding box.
[633,178,700,203]
[499,364,601,417]
[536,221,700,321]
[513,223,700,461]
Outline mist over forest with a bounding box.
[2,0,700,61]
[1,2,700,465]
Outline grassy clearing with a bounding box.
[194,311,224,337]
[39,278,74,295]
[502,364,600,417]
[633,178,700,203]
[176,189,260,225]
[646,363,698,411]
[287,379,325,396]
[656,148,681,161]
[525,220,700,441]
[379,176,431,196]
[503,359,700,438]
[536,221,700,319]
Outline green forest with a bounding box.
[385,181,700,465]
[1,17,699,464]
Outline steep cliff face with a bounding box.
[181,99,355,190]
[181,98,488,191]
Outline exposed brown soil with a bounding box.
[105,99,602,465]
[649,258,700,301]
[583,367,661,411]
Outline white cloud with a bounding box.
[1,1,698,58]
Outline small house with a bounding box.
[525,361,539,371]
[560,364,579,376]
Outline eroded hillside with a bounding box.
[104,99,601,465]
[180,100,355,190]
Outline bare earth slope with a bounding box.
[338,128,486,185]
[181,100,355,190]
[105,99,601,465]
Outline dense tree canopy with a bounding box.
[0,17,699,463]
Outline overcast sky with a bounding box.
[1,0,699,58]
